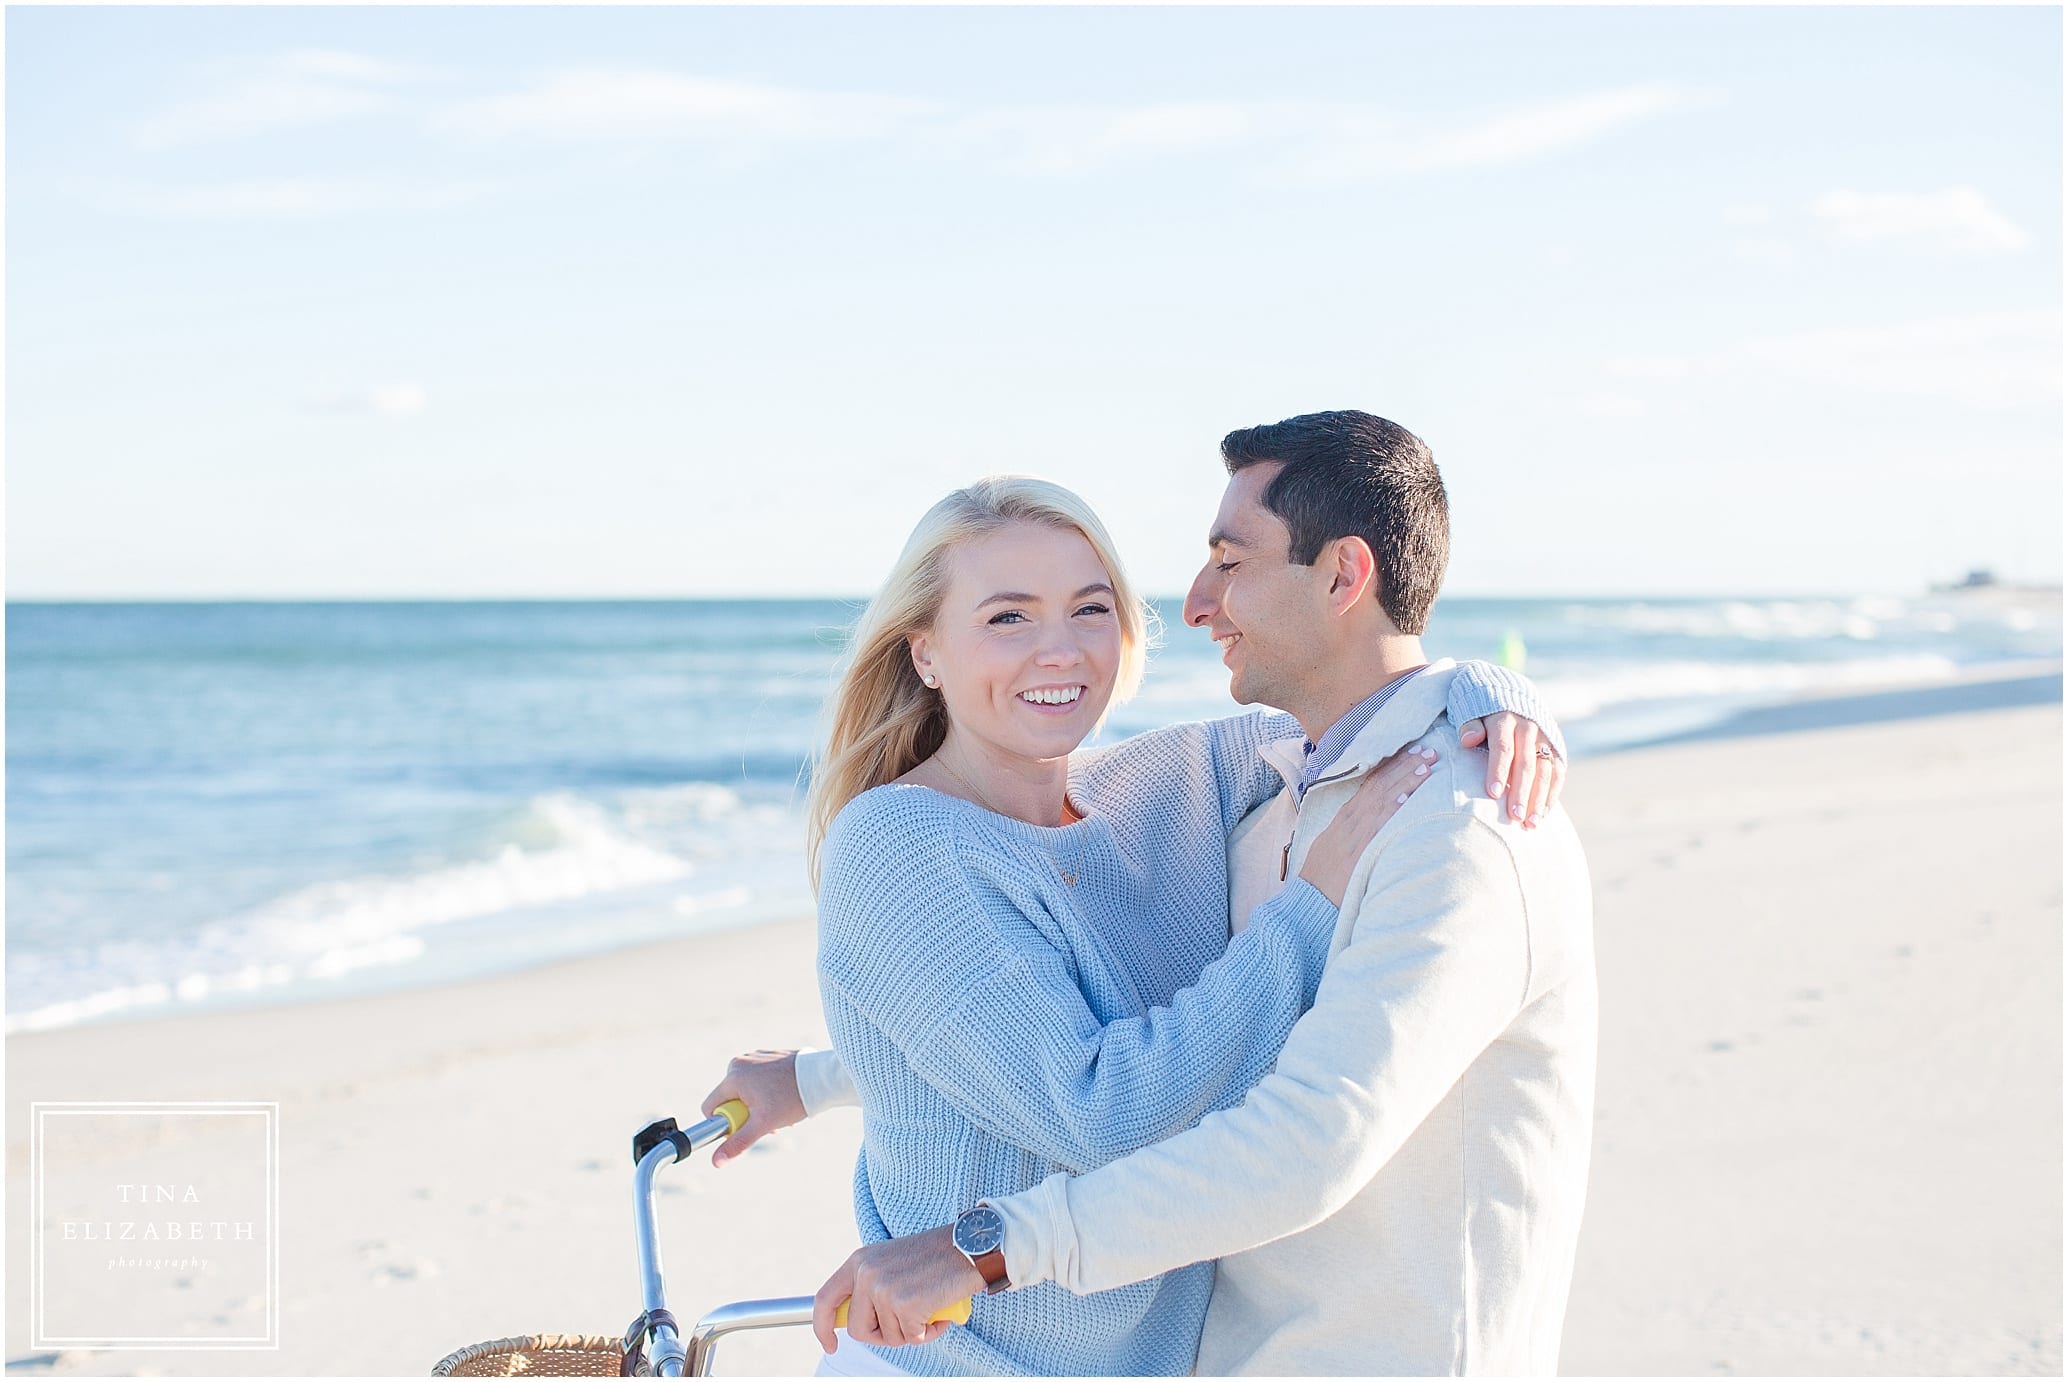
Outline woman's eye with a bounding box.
[1075,604,1112,617]
[989,611,1026,625]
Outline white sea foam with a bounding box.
[1561,597,1909,642]
[1538,653,1966,723]
[6,788,737,1034]
[9,980,178,1033]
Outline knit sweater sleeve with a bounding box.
[1074,710,1300,831]
[818,790,1340,1174]
[1448,660,1566,760]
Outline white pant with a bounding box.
[814,1329,911,1377]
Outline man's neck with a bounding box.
[1290,636,1427,744]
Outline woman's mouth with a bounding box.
[1017,685,1085,711]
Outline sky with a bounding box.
[7,5,2062,600]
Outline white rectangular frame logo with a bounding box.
[29,1101,281,1351]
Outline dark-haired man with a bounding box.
[819,411,1597,1374]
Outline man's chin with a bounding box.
[1227,670,1295,715]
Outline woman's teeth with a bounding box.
[1019,687,1082,705]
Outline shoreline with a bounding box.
[1609,664,2063,752]
[6,685,2062,1375]
[10,662,2059,1044]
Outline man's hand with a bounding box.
[812,1225,982,1354]
[698,1049,805,1167]
[1458,711,1565,829]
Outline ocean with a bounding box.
[6,592,2058,1033]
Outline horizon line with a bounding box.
[8,585,2045,606]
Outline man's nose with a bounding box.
[1183,567,1218,628]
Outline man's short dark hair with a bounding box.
[1220,410,1450,635]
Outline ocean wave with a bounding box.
[1555,595,2061,647]
[4,786,785,1034]
[1537,653,1966,722]
[1560,597,1910,642]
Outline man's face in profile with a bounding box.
[1182,463,1336,713]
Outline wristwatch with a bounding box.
[951,1204,1011,1295]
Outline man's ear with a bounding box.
[1324,535,1379,617]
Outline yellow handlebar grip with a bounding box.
[715,1099,749,1136]
[832,1296,973,1329]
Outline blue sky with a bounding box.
[8,6,2061,599]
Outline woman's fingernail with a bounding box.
[1414,765,1428,776]
[1422,749,1437,759]
[1511,802,1525,818]
[1397,793,1410,805]
[1490,781,1505,796]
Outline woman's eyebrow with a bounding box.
[975,582,1113,611]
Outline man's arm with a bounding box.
[990,813,1530,1292]
[827,809,1535,1344]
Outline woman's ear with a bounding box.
[908,632,939,689]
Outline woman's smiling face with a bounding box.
[908,521,1123,769]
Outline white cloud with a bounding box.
[1390,82,1720,175]
[1576,393,1648,419]
[314,384,430,418]
[423,71,1715,181]
[1811,186,2030,254]
[1283,82,1720,180]
[131,49,439,150]
[1723,203,1773,227]
[1595,312,2060,413]
[99,177,490,219]
[1608,355,1694,381]
[432,69,937,145]
[1736,310,2060,408]
[938,101,1260,175]
[1732,236,1798,264]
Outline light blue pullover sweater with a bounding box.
[815,664,1553,1376]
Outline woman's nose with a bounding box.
[1033,623,1086,666]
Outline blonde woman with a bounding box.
[710,477,1561,1376]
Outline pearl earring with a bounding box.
[923,673,938,688]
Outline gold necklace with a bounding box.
[933,756,1090,886]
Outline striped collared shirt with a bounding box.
[1295,666,1428,800]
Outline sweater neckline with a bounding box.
[910,781,1098,834]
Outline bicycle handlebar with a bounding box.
[834,1297,974,1329]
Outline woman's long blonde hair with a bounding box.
[805,476,1152,887]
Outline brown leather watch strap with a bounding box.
[971,1246,1009,1294]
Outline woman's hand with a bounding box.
[1458,711,1566,829]
[1298,747,1439,905]
[698,1049,806,1167]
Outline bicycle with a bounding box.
[434,1100,970,1376]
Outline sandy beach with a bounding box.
[6,680,2061,1377]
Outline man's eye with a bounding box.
[1216,561,1241,573]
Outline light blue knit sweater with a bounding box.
[815,664,1553,1376]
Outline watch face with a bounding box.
[954,1205,1005,1257]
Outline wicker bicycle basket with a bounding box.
[433,1333,627,1376]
